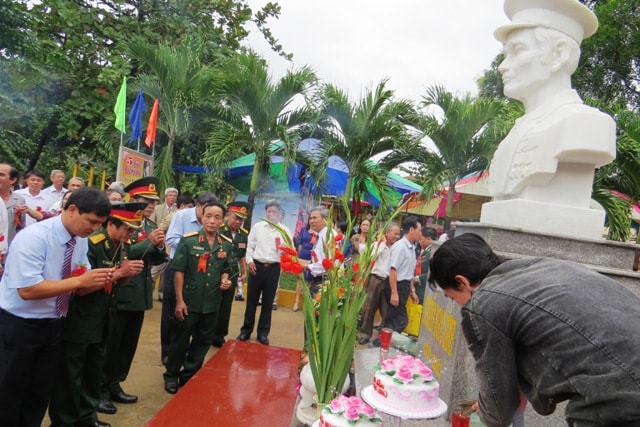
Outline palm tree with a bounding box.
[406,86,509,230]
[204,51,317,210]
[593,109,640,242]
[312,80,414,213]
[127,38,220,191]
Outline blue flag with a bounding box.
[129,88,146,143]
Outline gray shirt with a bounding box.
[387,237,416,281]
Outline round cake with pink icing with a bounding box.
[319,395,382,426]
[369,354,440,415]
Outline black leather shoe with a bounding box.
[257,335,269,345]
[211,338,225,348]
[236,333,249,341]
[110,390,138,404]
[92,421,111,427]
[358,336,370,345]
[96,400,117,415]
[272,304,278,310]
[164,380,179,394]
[235,294,244,301]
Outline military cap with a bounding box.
[228,201,250,219]
[494,0,598,44]
[124,176,160,200]
[110,202,148,229]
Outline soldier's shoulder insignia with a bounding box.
[147,218,157,226]
[240,227,248,234]
[89,233,106,245]
[220,233,233,243]
[183,231,199,238]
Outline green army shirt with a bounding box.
[171,229,233,314]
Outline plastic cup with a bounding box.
[451,412,470,427]
[379,328,392,350]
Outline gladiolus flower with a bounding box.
[280,253,293,263]
[281,261,292,272]
[352,263,359,272]
[322,258,334,270]
[334,234,344,242]
[334,250,345,262]
[279,246,298,256]
[290,262,303,274]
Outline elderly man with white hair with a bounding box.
[150,187,179,225]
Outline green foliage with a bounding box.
[574,0,640,111]
[593,109,640,241]
[0,0,287,176]
[404,86,508,228]
[203,51,317,209]
[312,80,414,212]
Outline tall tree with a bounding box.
[123,38,221,191]
[312,80,414,212]
[573,0,640,111]
[0,0,287,174]
[204,51,317,209]
[406,86,508,230]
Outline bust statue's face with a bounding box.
[499,27,554,102]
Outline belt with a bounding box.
[0,308,60,324]
[371,274,387,281]
[254,260,280,267]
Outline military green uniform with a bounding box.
[49,229,129,427]
[212,223,248,343]
[101,218,167,400]
[163,229,232,384]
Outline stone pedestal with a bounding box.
[481,199,606,240]
[417,222,640,426]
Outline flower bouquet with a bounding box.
[270,209,393,406]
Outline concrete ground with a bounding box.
[43,291,305,427]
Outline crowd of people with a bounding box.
[0,165,257,427]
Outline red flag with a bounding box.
[144,99,159,148]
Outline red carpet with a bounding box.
[146,340,302,426]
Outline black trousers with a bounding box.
[383,280,411,333]
[0,309,62,427]
[101,310,144,399]
[240,262,280,337]
[160,265,177,359]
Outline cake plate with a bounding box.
[361,385,448,423]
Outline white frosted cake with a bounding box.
[319,395,382,426]
[369,355,440,415]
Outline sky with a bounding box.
[243,0,510,102]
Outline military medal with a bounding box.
[198,252,210,272]
[137,229,147,243]
[216,234,227,258]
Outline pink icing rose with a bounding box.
[344,405,360,421]
[396,365,414,383]
[328,399,344,413]
[381,358,397,372]
[361,402,376,417]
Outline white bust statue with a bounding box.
[480,0,616,240]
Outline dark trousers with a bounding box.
[163,311,219,383]
[49,339,106,426]
[383,280,411,333]
[359,274,389,337]
[240,262,280,338]
[213,273,238,342]
[0,310,62,427]
[161,266,177,359]
[101,310,144,400]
